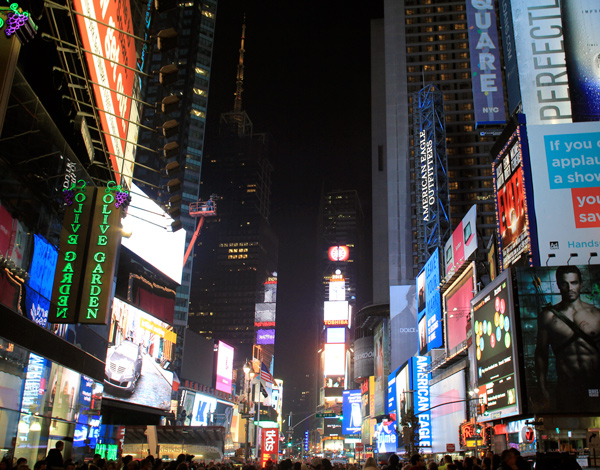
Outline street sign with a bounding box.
[355,443,364,452]
[447,443,455,452]
[588,430,600,451]
[316,412,336,418]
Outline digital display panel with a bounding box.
[329,275,346,301]
[515,265,600,414]
[342,389,362,435]
[324,300,348,326]
[444,205,478,276]
[326,327,346,344]
[256,329,275,345]
[375,419,397,453]
[25,235,57,328]
[494,128,531,270]
[418,316,427,355]
[410,356,431,447]
[430,370,466,454]
[472,270,520,420]
[395,363,411,422]
[324,343,345,376]
[444,264,475,353]
[122,184,186,284]
[423,250,443,350]
[215,341,234,394]
[527,123,600,266]
[255,302,276,327]
[417,271,426,317]
[104,298,175,410]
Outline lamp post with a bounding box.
[243,362,255,462]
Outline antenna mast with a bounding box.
[234,15,246,113]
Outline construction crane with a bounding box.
[182,194,217,266]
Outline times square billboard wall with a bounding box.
[465,0,506,126]
[493,120,537,270]
[512,1,600,123]
[444,205,478,277]
[526,122,600,266]
[514,264,600,414]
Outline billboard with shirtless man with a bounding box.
[515,265,600,413]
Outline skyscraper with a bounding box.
[188,20,279,367]
[134,0,218,372]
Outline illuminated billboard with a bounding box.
[444,263,475,353]
[215,340,234,394]
[328,245,350,262]
[326,327,346,344]
[25,235,57,328]
[122,184,186,284]
[515,265,600,414]
[395,363,411,422]
[430,370,466,454]
[511,0,572,125]
[444,205,478,276]
[256,329,275,345]
[410,356,431,448]
[324,343,345,376]
[255,302,276,327]
[105,298,175,410]
[417,270,426,318]
[261,428,278,467]
[466,0,506,126]
[375,419,397,453]
[73,0,138,184]
[329,273,346,301]
[342,389,361,434]
[390,285,418,371]
[418,250,443,350]
[527,123,600,266]
[324,300,348,326]
[472,269,520,420]
[494,126,533,270]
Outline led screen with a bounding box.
[122,184,186,284]
[215,341,234,394]
[256,329,275,345]
[430,369,466,454]
[342,389,361,435]
[326,327,346,344]
[494,129,531,270]
[422,251,443,350]
[25,235,57,327]
[515,265,600,414]
[417,271,426,317]
[444,205,478,276]
[329,276,346,301]
[418,316,427,355]
[324,343,345,376]
[410,356,432,448]
[255,303,276,326]
[394,363,411,422]
[324,417,342,436]
[444,264,475,353]
[375,419,397,453]
[324,301,348,326]
[527,123,600,266]
[104,298,175,410]
[390,285,418,371]
[472,270,520,420]
[328,245,350,262]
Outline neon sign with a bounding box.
[79,183,126,324]
[51,181,96,324]
[0,2,31,37]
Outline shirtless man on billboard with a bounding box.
[534,265,600,410]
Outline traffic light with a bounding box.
[287,435,292,447]
[476,426,482,436]
[339,414,344,421]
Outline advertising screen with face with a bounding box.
[472,270,520,420]
[104,298,175,410]
[515,264,600,414]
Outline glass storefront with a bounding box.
[0,337,103,464]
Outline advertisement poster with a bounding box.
[423,250,443,350]
[410,356,431,448]
[515,265,600,414]
[429,370,466,455]
[390,285,418,372]
[444,264,475,353]
[104,298,175,410]
[472,270,520,420]
[375,419,397,453]
[342,389,361,435]
[444,205,478,276]
[215,340,234,394]
[494,128,531,270]
[261,428,278,467]
[527,123,600,266]
[511,0,572,125]
[465,0,506,126]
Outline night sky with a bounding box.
[204,1,384,415]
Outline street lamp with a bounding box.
[243,361,255,462]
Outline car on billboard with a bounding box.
[104,340,143,394]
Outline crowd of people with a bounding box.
[0,448,532,470]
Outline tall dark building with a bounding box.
[188,21,278,366]
[134,0,218,371]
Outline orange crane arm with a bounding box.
[182,216,206,267]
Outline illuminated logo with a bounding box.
[328,245,350,262]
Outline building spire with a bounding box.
[233,15,246,113]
